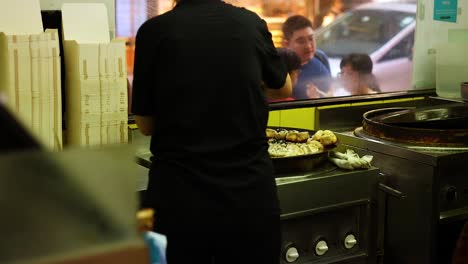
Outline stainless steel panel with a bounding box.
[437,153,468,213]
[277,168,379,218]
[135,142,384,263]
[336,131,468,264]
[277,168,381,264]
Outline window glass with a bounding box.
[316,10,415,57]
[380,32,414,62]
[116,0,147,37]
[117,0,417,100]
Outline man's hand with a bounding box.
[306,83,328,98]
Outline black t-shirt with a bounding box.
[131,0,287,212]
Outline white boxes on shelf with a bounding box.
[0,0,62,150]
[62,3,128,147]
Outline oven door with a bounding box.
[276,167,382,264]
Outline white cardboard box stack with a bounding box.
[62,3,128,147]
[0,0,62,150]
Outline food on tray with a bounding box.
[329,149,373,170]
[274,129,288,140]
[266,128,336,157]
[297,131,310,143]
[306,138,324,151]
[269,141,322,157]
[285,130,299,142]
[266,128,277,139]
[283,130,310,143]
[312,130,338,146]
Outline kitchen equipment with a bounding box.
[271,152,329,175]
[360,105,468,146]
[277,166,381,264]
[462,82,468,101]
[268,127,337,175]
[135,132,382,264]
[373,104,468,129]
[336,104,468,264]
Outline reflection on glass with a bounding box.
[116,0,418,100]
[315,2,416,94]
[316,10,415,57]
[330,53,380,97]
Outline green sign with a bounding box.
[434,0,458,23]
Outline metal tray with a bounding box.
[361,107,468,146]
[268,127,337,174]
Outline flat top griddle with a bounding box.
[374,104,468,129]
[360,104,468,147]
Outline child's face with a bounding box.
[339,64,359,91]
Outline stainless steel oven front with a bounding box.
[336,130,468,264]
[276,167,382,264]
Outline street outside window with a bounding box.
[116,0,417,99]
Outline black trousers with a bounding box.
[153,208,281,264]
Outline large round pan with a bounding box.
[361,107,468,146]
[268,127,337,175]
[372,104,468,129]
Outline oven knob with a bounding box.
[284,247,299,263]
[315,240,329,256]
[344,234,358,249]
[443,185,458,202]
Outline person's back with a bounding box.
[133,0,283,208]
[138,2,275,158]
[131,1,289,263]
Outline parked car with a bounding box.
[315,2,417,93]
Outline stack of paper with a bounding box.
[0,0,62,150]
[63,3,128,147]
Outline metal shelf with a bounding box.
[429,96,468,104]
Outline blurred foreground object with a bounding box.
[0,103,42,152]
[137,208,155,232]
[0,144,144,264]
[452,221,468,264]
[137,208,167,264]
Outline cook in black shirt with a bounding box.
[131,0,292,263]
